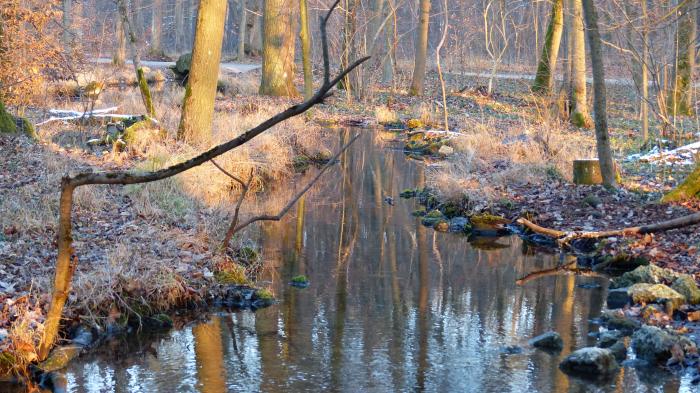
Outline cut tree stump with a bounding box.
[573,159,603,185]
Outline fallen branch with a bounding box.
[516,260,605,285]
[36,113,152,126]
[38,0,368,361]
[220,133,361,249]
[517,212,700,246]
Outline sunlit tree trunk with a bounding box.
[113,16,127,66]
[582,0,616,187]
[177,0,227,144]
[640,0,649,141]
[193,317,226,393]
[668,0,696,116]
[237,0,246,60]
[62,0,72,47]
[408,0,430,96]
[152,0,163,54]
[259,0,298,96]
[175,0,185,53]
[300,0,313,99]
[381,0,396,85]
[532,0,563,95]
[568,0,591,127]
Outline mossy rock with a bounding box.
[400,188,418,198]
[434,220,450,232]
[671,275,700,304]
[293,156,311,172]
[600,310,640,335]
[421,210,445,227]
[406,119,424,129]
[144,313,174,329]
[0,101,17,134]
[470,213,510,235]
[627,283,685,313]
[14,117,37,140]
[610,265,680,289]
[173,53,192,76]
[412,208,427,217]
[123,119,163,144]
[291,275,310,288]
[440,203,462,218]
[252,288,275,308]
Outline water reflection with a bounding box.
[63,130,690,392]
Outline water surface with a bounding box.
[63,130,691,392]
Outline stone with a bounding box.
[631,325,696,363]
[421,210,445,227]
[38,345,83,372]
[600,310,640,335]
[529,331,563,351]
[573,159,603,185]
[559,347,619,376]
[469,214,510,236]
[610,265,679,289]
[608,341,628,362]
[438,145,454,156]
[606,287,632,309]
[627,283,685,312]
[671,275,700,304]
[597,330,623,348]
[174,53,192,76]
[434,220,449,232]
[448,217,470,233]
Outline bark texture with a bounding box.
[409,0,431,96]
[113,16,126,66]
[177,0,228,145]
[568,0,592,127]
[532,0,563,94]
[582,0,616,187]
[300,0,313,99]
[668,0,696,116]
[259,0,298,96]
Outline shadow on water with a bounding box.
[55,129,693,392]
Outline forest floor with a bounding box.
[1,62,700,378]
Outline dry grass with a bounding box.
[429,116,596,212]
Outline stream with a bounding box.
[56,130,693,392]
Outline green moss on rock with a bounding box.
[671,275,700,304]
[610,265,680,289]
[0,101,17,134]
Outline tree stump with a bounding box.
[573,159,603,185]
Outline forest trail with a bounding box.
[91,58,261,74]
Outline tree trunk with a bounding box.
[408,0,430,96]
[117,0,156,118]
[175,0,185,54]
[569,0,592,127]
[248,0,263,56]
[581,0,616,187]
[237,0,246,60]
[663,163,700,202]
[113,16,127,66]
[151,0,163,54]
[532,0,563,95]
[640,0,649,142]
[177,0,227,145]
[668,0,696,116]
[300,0,313,99]
[62,0,72,48]
[259,0,298,96]
[381,0,396,84]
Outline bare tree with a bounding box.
[532,0,564,94]
[409,0,431,96]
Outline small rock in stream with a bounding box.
[606,287,632,309]
[631,325,696,363]
[448,217,470,233]
[529,331,563,351]
[559,347,619,377]
[597,330,623,348]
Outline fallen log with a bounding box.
[516,212,700,245]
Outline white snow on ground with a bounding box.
[627,140,700,166]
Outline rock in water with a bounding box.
[448,217,470,233]
[173,53,192,78]
[600,310,640,335]
[608,341,627,362]
[606,287,632,309]
[529,331,563,351]
[559,347,619,377]
[627,283,685,313]
[610,265,679,289]
[597,330,623,348]
[632,325,695,363]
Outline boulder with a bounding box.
[448,217,470,233]
[631,325,695,363]
[529,331,563,351]
[671,275,700,304]
[469,214,510,236]
[627,283,685,313]
[173,53,192,77]
[559,347,619,376]
[600,310,640,335]
[597,330,623,348]
[610,265,679,289]
[421,210,445,227]
[608,341,628,362]
[606,287,632,309]
[433,220,449,232]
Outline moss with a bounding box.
[400,188,418,198]
[255,288,274,301]
[441,203,461,218]
[470,213,508,225]
[137,67,156,117]
[571,111,593,128]
[671,275,700,304]
[0,101,17,133]
[14,116,36,140]
[610,264,680,289]
[662,164,700,202]
[407,119,424,129]
[293,156,310,172]
[291,275,308,284]
[425,210,443,219]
